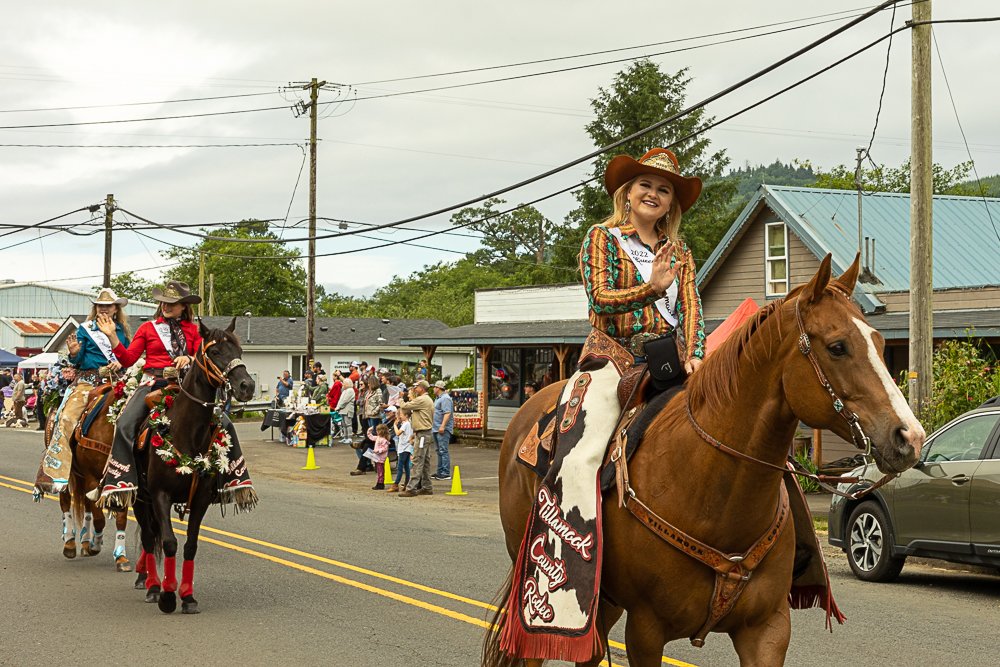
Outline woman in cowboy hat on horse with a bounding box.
[95,280,255,511]
[34,288,130,499]
[497,147,708,661]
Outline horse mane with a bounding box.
[684,277,860,412]
[685,286,804,411]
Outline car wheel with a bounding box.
[846,501,905,582]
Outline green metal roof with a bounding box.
[699,185,1000,313]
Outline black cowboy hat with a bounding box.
[151,280,202,305]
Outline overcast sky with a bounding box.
[1,0,997,300]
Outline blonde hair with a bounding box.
[87,303,132,339]
[602,177,683,242]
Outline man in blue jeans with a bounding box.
[431,380,454,480]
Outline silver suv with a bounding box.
[828,402,1000,581]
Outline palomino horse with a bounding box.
[485,255,925,666]
[132,318,254,614]
[46,381,132,571]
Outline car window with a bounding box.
[924,414,1000,463]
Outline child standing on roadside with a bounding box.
[366,422,392,490]
[388,407,413,492]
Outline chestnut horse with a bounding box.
[131,318,254,615]
[485,255,925,666]
[46,382,132,571]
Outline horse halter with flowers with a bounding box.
[793,291,874,456]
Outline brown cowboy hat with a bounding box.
[151,280,202,305]
[603,147,703,212]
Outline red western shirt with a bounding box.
[112,318,202,372]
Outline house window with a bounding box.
[489,349,521,405]
[290,354,308,381]
[765,222,788,297]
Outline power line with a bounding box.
[344,13,873,105]
[0,205,101,240]
[931,30,1000,247]
[0,142,306,149]
[0,90,281,115]
[351,3,915,87]
[0,102,297,131]
[863,1,898,169]
[113,1,915,246]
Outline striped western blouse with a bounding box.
[580,222,706,361]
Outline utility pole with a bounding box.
[103,194,114,288]
[909,0,933,414]
[854,148,865,257]
[291,77,326,369]
[198,252,206,317]
[208,274,215,316]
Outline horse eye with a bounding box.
[827,342,847,358]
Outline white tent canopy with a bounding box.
[17,352,61,370]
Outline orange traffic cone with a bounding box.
[445,466,467,496]
[301,446,320,471]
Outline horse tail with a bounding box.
[481,565,522,667]
[68,475,86,537]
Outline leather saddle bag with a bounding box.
[643,334,685,392]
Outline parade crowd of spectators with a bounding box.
[274,359,453,497]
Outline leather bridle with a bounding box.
[686,292,897,500]
[177,338,247,411]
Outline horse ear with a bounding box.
[837,252,861,294]
[804,254,833,303]
[199,320,210,339]
[226,316,237,333]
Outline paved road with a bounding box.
[1,424,997,666]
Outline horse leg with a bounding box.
[112,510,132,572]
[79,509,94,556]
[577,602,625,667]
[88,499,106,555]
[59,490,76,559]
[152,489,179,614]
[624,608,668,667]
[179,493,211,615]
[133,498,159,600]
[730,605,791,667]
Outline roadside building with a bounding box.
[0,281,156,356]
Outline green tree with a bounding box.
[550,60,737,267]
[450,198,554,265]
[161,220,308,316]
[803,158,978,195]
[95,271,154,303]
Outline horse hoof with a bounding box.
[145,585,160,603]
[80,541,97,557]
[158,590,177,614]
[116,557,133,573]
[181,596,199,615]
[134,572,147,590]
[62,541,76,559]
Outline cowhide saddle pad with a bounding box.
[515,385,684,493]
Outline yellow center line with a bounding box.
[0,473,697,667]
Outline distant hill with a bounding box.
[957,174,1000,197]
[723,160,817,200]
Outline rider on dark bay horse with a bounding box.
[498,148,708,662]
[34,287,130,556]
[95,280,256,511]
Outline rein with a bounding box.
[685,293,896,501]
[175,338,246,412]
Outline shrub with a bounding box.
[900,336,999,432]
[448,365,475,390]
[792,451,820,494]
